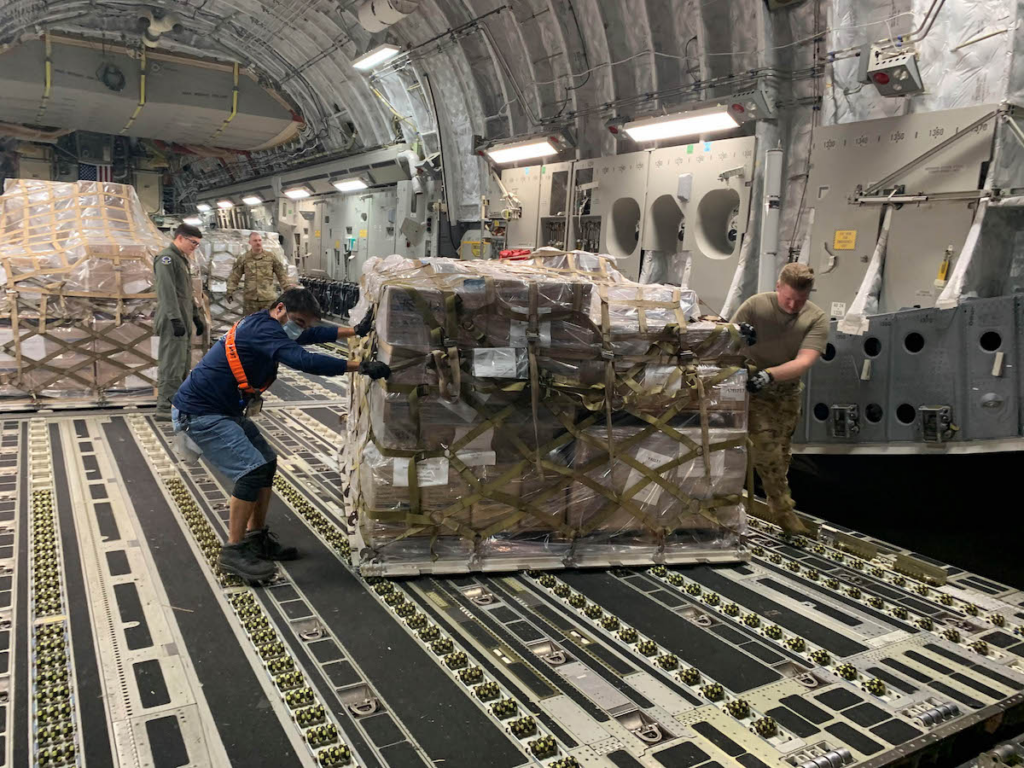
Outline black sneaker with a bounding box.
[245,527,299,561]
[219,542,277,581]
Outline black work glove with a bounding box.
[746,368,774,393]
[739,323,757,346]
[194,318,205,336]
[171,318,187,337]
[225,294,234,305]
[353,311,374,337]
[359,361,392,380]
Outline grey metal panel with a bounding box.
[536,161,572,249]
[879,203,976,312]
[584,150,650,281]
[646,137,757,313]
[0,38,297,150]
[806,105,997,315]
[960,297,1019,440]
[501,165,542,249]
[888,306,966,442]
[804,320,892,443]
[367,189,398,260]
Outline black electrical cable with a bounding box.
[564,0,591,92]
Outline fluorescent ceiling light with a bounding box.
[332,178,369,193]
[353,44,401,71]
[485,139,559,164]
[196,203,212,212]
[216,199,234,209]
[241,194,264,206]
[283,185,313,200]
[623,106,738,142]
[182,216,203,226]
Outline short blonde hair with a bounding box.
[779,262,815,292]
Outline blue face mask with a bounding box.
[283,320,303,340]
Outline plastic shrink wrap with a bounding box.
[344,251,751,575]
[0,179,205,404]
[196,228,295,331]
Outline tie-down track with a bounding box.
[0,371,1022,768]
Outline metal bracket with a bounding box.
[919,405,957,443]
[860,109,1000,198]
[718,166,746,182]
[829,405,860,439]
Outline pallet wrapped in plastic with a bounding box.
[344,251,751,575]
[0,179,207,408]
[195,229,295,331]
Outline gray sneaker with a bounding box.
[245,527,299,561]
[219,542,276,581]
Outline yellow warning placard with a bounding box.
[833,230,857,250]
[359,229,368,239]
[314,230,321,237]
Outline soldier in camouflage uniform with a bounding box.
[732,264,829,534]
[226,232,292,316]
[154,224,205,421]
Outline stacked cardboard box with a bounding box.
[0,179,205,405]
[344,252,749,574]
[196,229,296,331]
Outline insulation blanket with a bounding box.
[345,251,751,574]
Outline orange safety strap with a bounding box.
[225,321,271,396]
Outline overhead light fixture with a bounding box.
[353,44,401,71]
[623,106,739,142]
[242,194,264,206]
[216,199,234,209]
[484,138,559,164]
[283,185,313,200]
[182,216,203,226]
[196,203,212,212]
[332,177,369,193]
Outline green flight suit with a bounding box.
[154,243,202,416]
[226,249,290,316]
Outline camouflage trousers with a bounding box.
[243,299,270,316]
[748,384,802,516]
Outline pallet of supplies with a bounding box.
[343,251,752,576]
[0,179,205,408]
[196,229,295,331]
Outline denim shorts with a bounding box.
[171,407,277,481]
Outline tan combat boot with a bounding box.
[776,509,810,536]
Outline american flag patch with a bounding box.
[78,164,113,183]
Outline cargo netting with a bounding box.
[344,251,751,575]
[0,179,206,406]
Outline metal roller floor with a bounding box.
[3,370,1024,768]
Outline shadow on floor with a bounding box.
[786,452,1022,589]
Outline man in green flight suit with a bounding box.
[226,231,292,316]
[154,223,206,421]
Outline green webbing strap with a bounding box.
[407,451,421,517]
[745,435,755,519]
[599,284,615,459]
[527,282,543,473]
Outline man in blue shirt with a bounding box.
[172,287,388,581]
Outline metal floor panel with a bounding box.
[0,399,1021,767]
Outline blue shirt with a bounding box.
[173,310,347,417]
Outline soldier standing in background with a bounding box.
[226,231,292,316]
[154,223,206,421]
[731,263,829,535]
